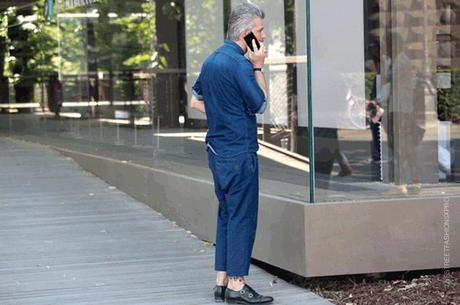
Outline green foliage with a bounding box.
[0,10,10,39]
[0,7,15,78]
[28,1,59,76]
[161,1,183,22]
[0,0,58,83]
[56,0,166,73]
[58,16,86,74]
[365,72,376,100]
[185,0,220,71]
[92,1,156,71]
[438,70,460,122]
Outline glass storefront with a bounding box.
[1,0,459,203]
[312,0,460,201]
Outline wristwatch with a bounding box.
[253,67,263,72]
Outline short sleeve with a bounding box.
[235,61,266,115]
[192,74,204,101]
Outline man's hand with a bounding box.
[191,96,205,113]
[247,40,267,99]
[247,39,265,69]
[366,100,384,123]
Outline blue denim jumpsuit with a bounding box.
[192,40,266,276]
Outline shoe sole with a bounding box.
[225,300,272,305]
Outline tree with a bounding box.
[4,0,58,111]
[0,9,12,108]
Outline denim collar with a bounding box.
[224,39,245,55]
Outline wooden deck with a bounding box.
[0,138,332,305]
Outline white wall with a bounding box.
[297,0,365,129]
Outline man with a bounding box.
[190,3,273,304]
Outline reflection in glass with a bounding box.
[1,0,459,203]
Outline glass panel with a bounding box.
[311,0,368,200]
[7,0,459,203]
[0,0,310,202]
[229,0,310,201]
[313,0,460,201]
[0,0,157,157]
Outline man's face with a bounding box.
[252,17,266,43]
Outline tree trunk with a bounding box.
[0,37,9,113]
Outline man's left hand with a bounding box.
[248,40,265,69]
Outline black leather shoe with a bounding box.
[225,284,273,304]
[214,285,226,302]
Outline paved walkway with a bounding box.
[0,137,333,305]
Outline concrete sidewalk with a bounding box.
[0,137,333,305]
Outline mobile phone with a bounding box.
[243,32,260,52]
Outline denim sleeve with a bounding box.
[235,61,266,114]
[192,74,204,100]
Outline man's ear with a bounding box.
[238,30,248,41]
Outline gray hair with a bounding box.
[227,2,265,41]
